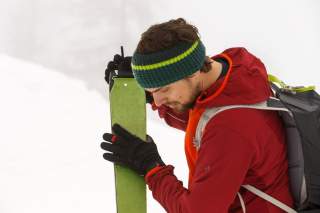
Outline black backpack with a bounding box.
[268,75,320,212]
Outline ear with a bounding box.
[200,56,214,73]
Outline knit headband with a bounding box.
[131,40,206,88]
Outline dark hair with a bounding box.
[136,18,212,73]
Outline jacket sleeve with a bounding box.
[151,103,189,131]
[145,124,255,213]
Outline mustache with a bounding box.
[166,101,180,106]
[166,100,197,111]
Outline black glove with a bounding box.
[104,54,133,84]
[101,124,165,176]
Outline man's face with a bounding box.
[146,73,202,113]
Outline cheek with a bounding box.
[167,92,183,104]
[169,80,197,103]
[177,88,192,102]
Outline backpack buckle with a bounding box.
[280,85,304,94]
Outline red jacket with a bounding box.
[146,47,294,212]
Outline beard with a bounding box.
[168,83,202,113]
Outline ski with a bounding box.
[108,55,147,213]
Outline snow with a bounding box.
[0,54,186,212]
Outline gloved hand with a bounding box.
[104,54,133,84]
[101,124,165,176]
[104,54,154,104]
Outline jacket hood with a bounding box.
[195,47,273,108]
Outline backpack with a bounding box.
[194,74,320,212]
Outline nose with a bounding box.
[152,92,167,107]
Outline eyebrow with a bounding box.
[150,86,168,94]
[151,88,162,93]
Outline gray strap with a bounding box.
[242,185,297,213]
[193,99,291,150]
[237,192,246,213]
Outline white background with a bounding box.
[0,0,319,212]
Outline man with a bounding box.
[101,18,294,212]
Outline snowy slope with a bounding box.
[0,54,186,213]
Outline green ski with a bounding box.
[109,56,147,212]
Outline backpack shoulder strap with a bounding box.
[194,98,291,151]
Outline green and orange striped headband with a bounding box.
[131,40,206,88]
